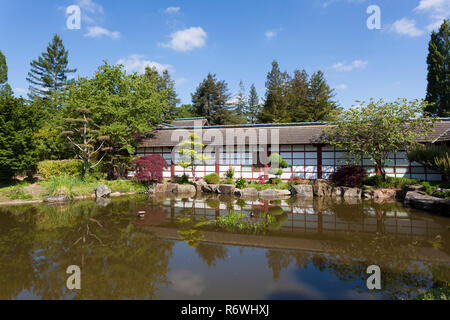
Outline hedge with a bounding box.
[37,160,84,180]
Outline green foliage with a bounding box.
[425,19,449,117]
[40,174,87,198]
[246,84,260,124]
[361,175,419,189]
[26,34,76,107]
[225,167,235,180]
[215,210,276,234]
[37,159,83,180]
[259,60,339,123]
[179,174,190,185]
[407,144,450,181]
[325,98,436,179]
[192,73,234,125]
[268,153,288,177]
[235,177,247,189]
[0,94,40,180]
[204,173,220,184]
[0,50,7,85]
[64,62,175,179]
[177,133,211,178]
[7,185,33,200]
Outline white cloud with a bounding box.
[117,54,173,74]
[175,77,187,86]
[14,88,26,94]
[390,18,424,37]
[331,60,368,72]
[334,84,348,90]
[84,26,120,39]
[160,27,207,52]
[165,6,181,14]
[265,27,282,39]
[169,271,206,296]
[414,0,450,31]
[75,0,104,24]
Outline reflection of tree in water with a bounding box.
[264,231,449,299]
[0,198,174,299]
[195,243,228,267]
[176,199,210,248]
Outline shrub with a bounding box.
[331,165,368,187]
[179,174,190,185]
[8,185,33,200]
[37,160,83,180]
[225,167,235,180]
[268,177,282,185]
[235,177,246,189]
[40,174,86,198]
[361,175,419,189]
[408,144,450,181]
[132,154,168,184]
[268,153,288,177]
[204,173,220,184]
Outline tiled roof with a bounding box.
[139,119,450,148]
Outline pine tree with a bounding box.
[235,80,247,117]
[259,60,290,123]
[0,50,7,85]
[288,69,310,122]
[305,71,339,122]
[26,34,77,106]
[425,19,449,117]
[246,84,261,124]
[192,73,233,125]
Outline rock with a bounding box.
[277,189,291,196]
[110,192,122,197]
[240,188,259,197]
[234,189,242,196]
[193,180,207,193]
[313,179,333,197]
[341,187,362,199]
[404,191,450,214]
[259,189,290,199]
[44,195,70,203]
[96,197,111,208]
[166,183,178,193]
[154,183,167,193]
[176,184,196,194]
[362,189,374,199]
[202,184,220,193]
[402,184,425,199]
[291,184,313,197]
[95,183,111,198]
[218,184,235,194]
[331,187,344,197]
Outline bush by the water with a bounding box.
[38,160,83,180]
[235,177,247,189]
[407,144,450,181]
[361,175,419,189]
[331,165,368,187]
[204,173,220,184]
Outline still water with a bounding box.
[0,194,449,300]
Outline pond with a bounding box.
[0,194,449,300]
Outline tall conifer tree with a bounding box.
[425,19,449,117]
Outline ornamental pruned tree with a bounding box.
[177,133,211,179]
[268,153,289,178]
[26,34,77,107]
[425,19,449,117]
[132,154,168,186]
[62,108,110,178]
[324,98,436,180]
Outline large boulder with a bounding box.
[291,184,313,197]
[331,187,344,198]
[239,188,259,198]
[218,184,236,194]
[95,183,111,198]
[166,183,178,193]
[402,184,426,199]
[313,179,333,197]
[193,180,207,193]
[202,184,220,193]
[259,189,279,199]
[176,184,196,194]
[404,191,450,214]
[154,183,167,193]
[341,187,362,199]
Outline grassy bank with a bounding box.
[0,175,146,202]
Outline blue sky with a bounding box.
[0,0,449,108]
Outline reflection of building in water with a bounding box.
[155,198,445,240]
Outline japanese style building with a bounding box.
[136,117,450,182]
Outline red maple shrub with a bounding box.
[330,165,368,188]
[132,155,168,184]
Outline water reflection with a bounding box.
[0,194,448,300]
